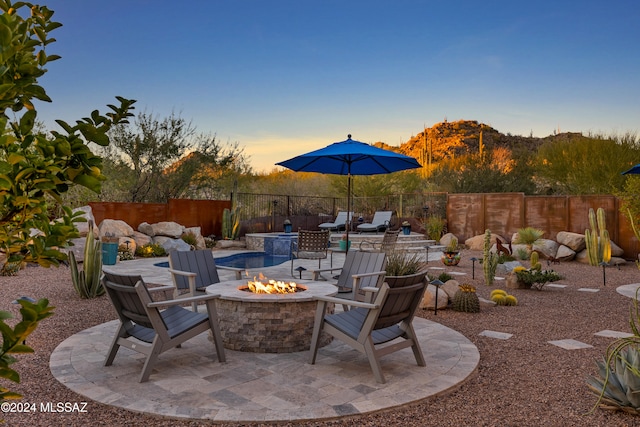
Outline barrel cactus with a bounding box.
[490,288,518,306]
[452,284,480,313]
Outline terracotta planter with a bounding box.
[441,251,461,266]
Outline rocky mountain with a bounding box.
[374,120,576,165]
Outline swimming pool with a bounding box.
[154,252,289,269]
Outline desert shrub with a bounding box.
[181,232,198,247]
[136,243,166,257]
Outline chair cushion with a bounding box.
[324,307,406,344]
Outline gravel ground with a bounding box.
[2,250,640,427]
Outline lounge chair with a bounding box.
[309,281,427,383]
[357,211,393,233]
[168,250,243,311]
[102,272,226,382]
[318,211,352,232]
[290,229,330,276]
[312,250,387,307]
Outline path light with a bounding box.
[599,261,608,287]
[470,257,478,279]
[430,280,445,316]
[295,266,306,280]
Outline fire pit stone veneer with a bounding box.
[206,279,337,353]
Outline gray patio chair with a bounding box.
[359,228,400,254]
[312,250,387,308]
[290,229,330,277]
[168,250,243,311]
[309,281,427,383]
[318,211,353,232]
[357,211,393,233]
[102,271,226,383]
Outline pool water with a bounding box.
[154,252,289,269]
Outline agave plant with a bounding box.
[69,221,105,299]
[587,287,640,414]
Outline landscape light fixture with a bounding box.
[295,266,306,280]
[599,261,608,287]
[430,279,445,315]
[470,257,478,279]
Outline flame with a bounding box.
[247,273,298,294]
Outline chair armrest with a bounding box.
[218,265,243,279]
[359,241,379,251]
[168,268,197,278]
[313,294,379,309]
[146,285,176,294]
[351,270,386,279]
[359,286,380,294]
[147,293,221,308]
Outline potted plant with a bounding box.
[401,221,411,235]
[385,251,428,288]
[338,233,351,251]
[441,236,461,266]
[283,219,292,233]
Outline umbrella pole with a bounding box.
[345,173,351,253]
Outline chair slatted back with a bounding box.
[372,281,426,331]
[102,272,156,330]
[297,229,330,253]
[337,251,387,297]
[169,250,221,291]
[379,229,400,253]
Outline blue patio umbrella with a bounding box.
[276,134,421,250]
[622,164,640,175]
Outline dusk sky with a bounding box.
[37,0,640,172]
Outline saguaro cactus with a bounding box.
[585,207,612,266]
[222,207,240,240]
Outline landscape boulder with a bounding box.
[153,235,191,252]
[132,231,153,248]
[421,284,449,310]
[151,221,184,238]
[532,239,560,259]
[465,232,507,251]
[556,231,585,252]
[555,245,576,262]
[441,279,460,300]
[99,219,134,238]
[138,222,155,237]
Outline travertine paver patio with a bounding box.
[49,250,480,422]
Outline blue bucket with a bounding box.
[102,242,119,265]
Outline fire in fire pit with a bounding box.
[245,273,304,294]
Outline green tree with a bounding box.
[0,2,135,269]
[430,147,536,194]
[534,133,640,195]
[105,113,250,202]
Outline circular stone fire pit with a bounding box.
[206,279,337,353]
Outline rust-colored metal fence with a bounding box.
[446,193,637,258]
[90,193,639,259]
[90,199,231,237]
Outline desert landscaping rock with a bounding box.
[98,219,134,238]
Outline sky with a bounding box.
[32,0,640,172]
